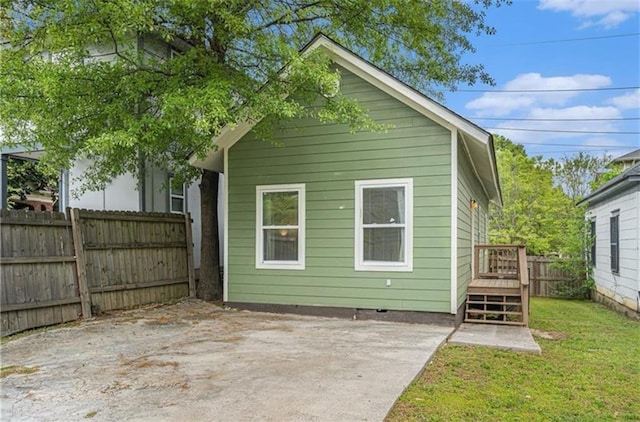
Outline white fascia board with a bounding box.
[486,136,503,207]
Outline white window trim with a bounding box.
[169,176,186,214]
[256,184,306,270]
[354,178,413,272]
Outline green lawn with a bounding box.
[387,299,640,422]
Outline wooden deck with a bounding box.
[465,245,530,326]
[468,278,520,295]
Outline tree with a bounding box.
[590,164,623,192]
[490,136,574,256]
[547,152,612,203]
[490,136,603,294]
[1,0,510,299]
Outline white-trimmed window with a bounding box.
[169,177,186,214]
[610,211,619,273]
[256,184,305,270]
[355,179,413,272]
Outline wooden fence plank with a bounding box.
[0,256,77,265]
[77,209,184,223]
[0,219,72,226]
[89,278,189,293]
[1,297,82,312]
[185,213,196,298]
[84,242,186,250]
[70,208,92,319]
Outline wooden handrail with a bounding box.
[475,244,526,250]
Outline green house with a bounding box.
[192,34,502,325]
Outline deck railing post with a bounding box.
[474,245,480,279]
[517,245,530,326]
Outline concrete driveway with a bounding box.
[1,299,452,421]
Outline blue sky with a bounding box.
[445,0,640,160]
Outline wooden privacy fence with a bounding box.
[527,256,583,298]
[1,208,195,336]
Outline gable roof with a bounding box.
[611,148,640,164]
[578,162,640,207]
[189,33,502,205]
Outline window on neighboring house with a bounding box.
[169,177,185,213]
[355,179,413,272]
[256,184,305,270]
[610,211,619,273]
[590,219,596,267]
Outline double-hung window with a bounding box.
[589,219,596,267]
[169,177,185,213]
[610,211,619,273]
[355,179,413,271]
[256,184,305,270]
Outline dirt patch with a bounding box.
[531,329,570,340]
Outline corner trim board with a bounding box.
[223,147,229,302]
[450,129,458,314]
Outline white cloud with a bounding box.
[608,88,640,110]
[538,0,640,28]
[465,73,611,116]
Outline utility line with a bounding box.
[507,141,637,147]
[487,127,640,134]
[457,86,638,93]
[489,32,640,46]
[472,117,639,122]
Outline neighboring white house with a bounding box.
[578,163,640,318]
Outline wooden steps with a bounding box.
[465,278,525,326]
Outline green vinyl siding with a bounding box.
[227,66,452,313]
[456,140,490,307]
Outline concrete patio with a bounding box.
[448,323,542,354]
[0,299,453,421]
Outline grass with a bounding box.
[0,365,40,378]
[386,299,640,422]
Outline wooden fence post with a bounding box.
[69,208,92,318]
[185,212,196,298]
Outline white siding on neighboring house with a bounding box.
[69,159,140,211]
[586,186,640,313]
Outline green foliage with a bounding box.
[490,136,576,256]
[590,164,623,191]
[547,151,611,203]
[5,157,59,208]
[490,136,609,270]
[0,0,510,192]
[387,299,640,421]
